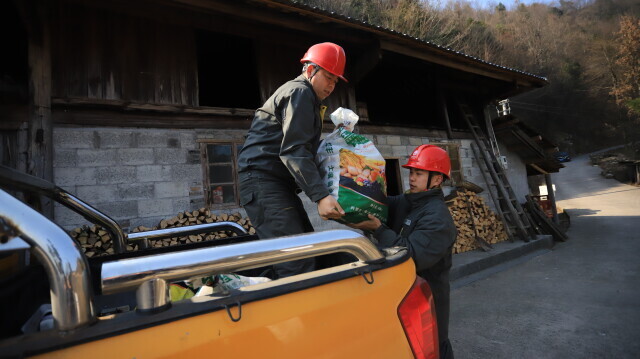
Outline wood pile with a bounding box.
[70,208,255,257]
[71,225,125,257]
[447,189,509,254]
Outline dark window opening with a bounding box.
[445,97,485,131]
[385,159,403,196]
[196,31,260,109]
[0,1,28,105]
[201,141,243,207]
[442,95,468,131]
[356,53,442,128]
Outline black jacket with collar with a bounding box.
[373,187,457,342]
[237,75,329,202]
[374,188,457,276]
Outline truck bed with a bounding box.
[4,249,416,358]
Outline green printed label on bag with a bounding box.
[337,185,388,223]
[339,128,369,147]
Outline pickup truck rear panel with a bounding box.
[21,257,416,358]
[0,166,425,358]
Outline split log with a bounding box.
[447,189,509,254]
[70,208,256,256]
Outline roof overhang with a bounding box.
[164,0,548,95]
[492,115,563,174]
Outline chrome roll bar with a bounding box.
[102,230,384,311]
[57,191,127,253]
[0,165,248,254]
[128,222,247,249]
[0,189,95,331]
[0,165,127,253]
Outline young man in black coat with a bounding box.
[237,43,347,278]
[348,144,457,359]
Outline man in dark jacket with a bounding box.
[237,43,347,278]
[348,144,457,359]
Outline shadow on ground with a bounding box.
[564,208,600,217]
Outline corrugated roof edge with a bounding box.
[262,0,548,84]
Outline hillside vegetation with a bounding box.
[303,0,640,154]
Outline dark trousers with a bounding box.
[440,338,454,359]
[420,274,454,359]
[239,171,315,278]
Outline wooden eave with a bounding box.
[251,0,547,90]
[493,115,563,174]
[157,0,546,91]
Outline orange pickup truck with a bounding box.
[0,165,439,358]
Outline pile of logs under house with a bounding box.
[71,210,255,258]
[72,187,508,257]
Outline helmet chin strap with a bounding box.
[426,171,433,190]
[306,63,321,81]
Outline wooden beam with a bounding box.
[381,40,545,89]
[439,92,453,140]
[16,0,53,217]
[544,174,559,224]
[52,108,254,129]
[492,118,520,130]
[529,163,548,175]
[52,97,255,117]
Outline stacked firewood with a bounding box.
[447,189,509,254]
[71,225,128,257]
[70,208,255,257]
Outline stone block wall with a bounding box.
[53,126,528,234]
[53,127,246,231]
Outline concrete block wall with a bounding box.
[53,126,529,234]
[53,127,246,231]
[455,139,530,212]
[498,143,530,202]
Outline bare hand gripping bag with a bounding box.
[316,108,388,224]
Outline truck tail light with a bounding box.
[397,276,439,359]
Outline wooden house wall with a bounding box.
[52,1,198,107]
[48,1,354,120]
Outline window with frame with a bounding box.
[201,141,243,207]
[432,143,463,186]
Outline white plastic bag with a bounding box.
[316,108,388,224]
[192,273,272,297]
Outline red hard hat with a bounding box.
[403,145,451,179]
[300,42,348,82]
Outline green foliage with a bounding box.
[297,0,640,152]
[626,98,640,115]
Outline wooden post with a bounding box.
[17,0,54,218]
[544,174,559,224]
[439,93,453,139]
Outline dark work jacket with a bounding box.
[373,188,457,342]
[237,75,329,203]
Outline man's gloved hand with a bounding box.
[317,195,345,220]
